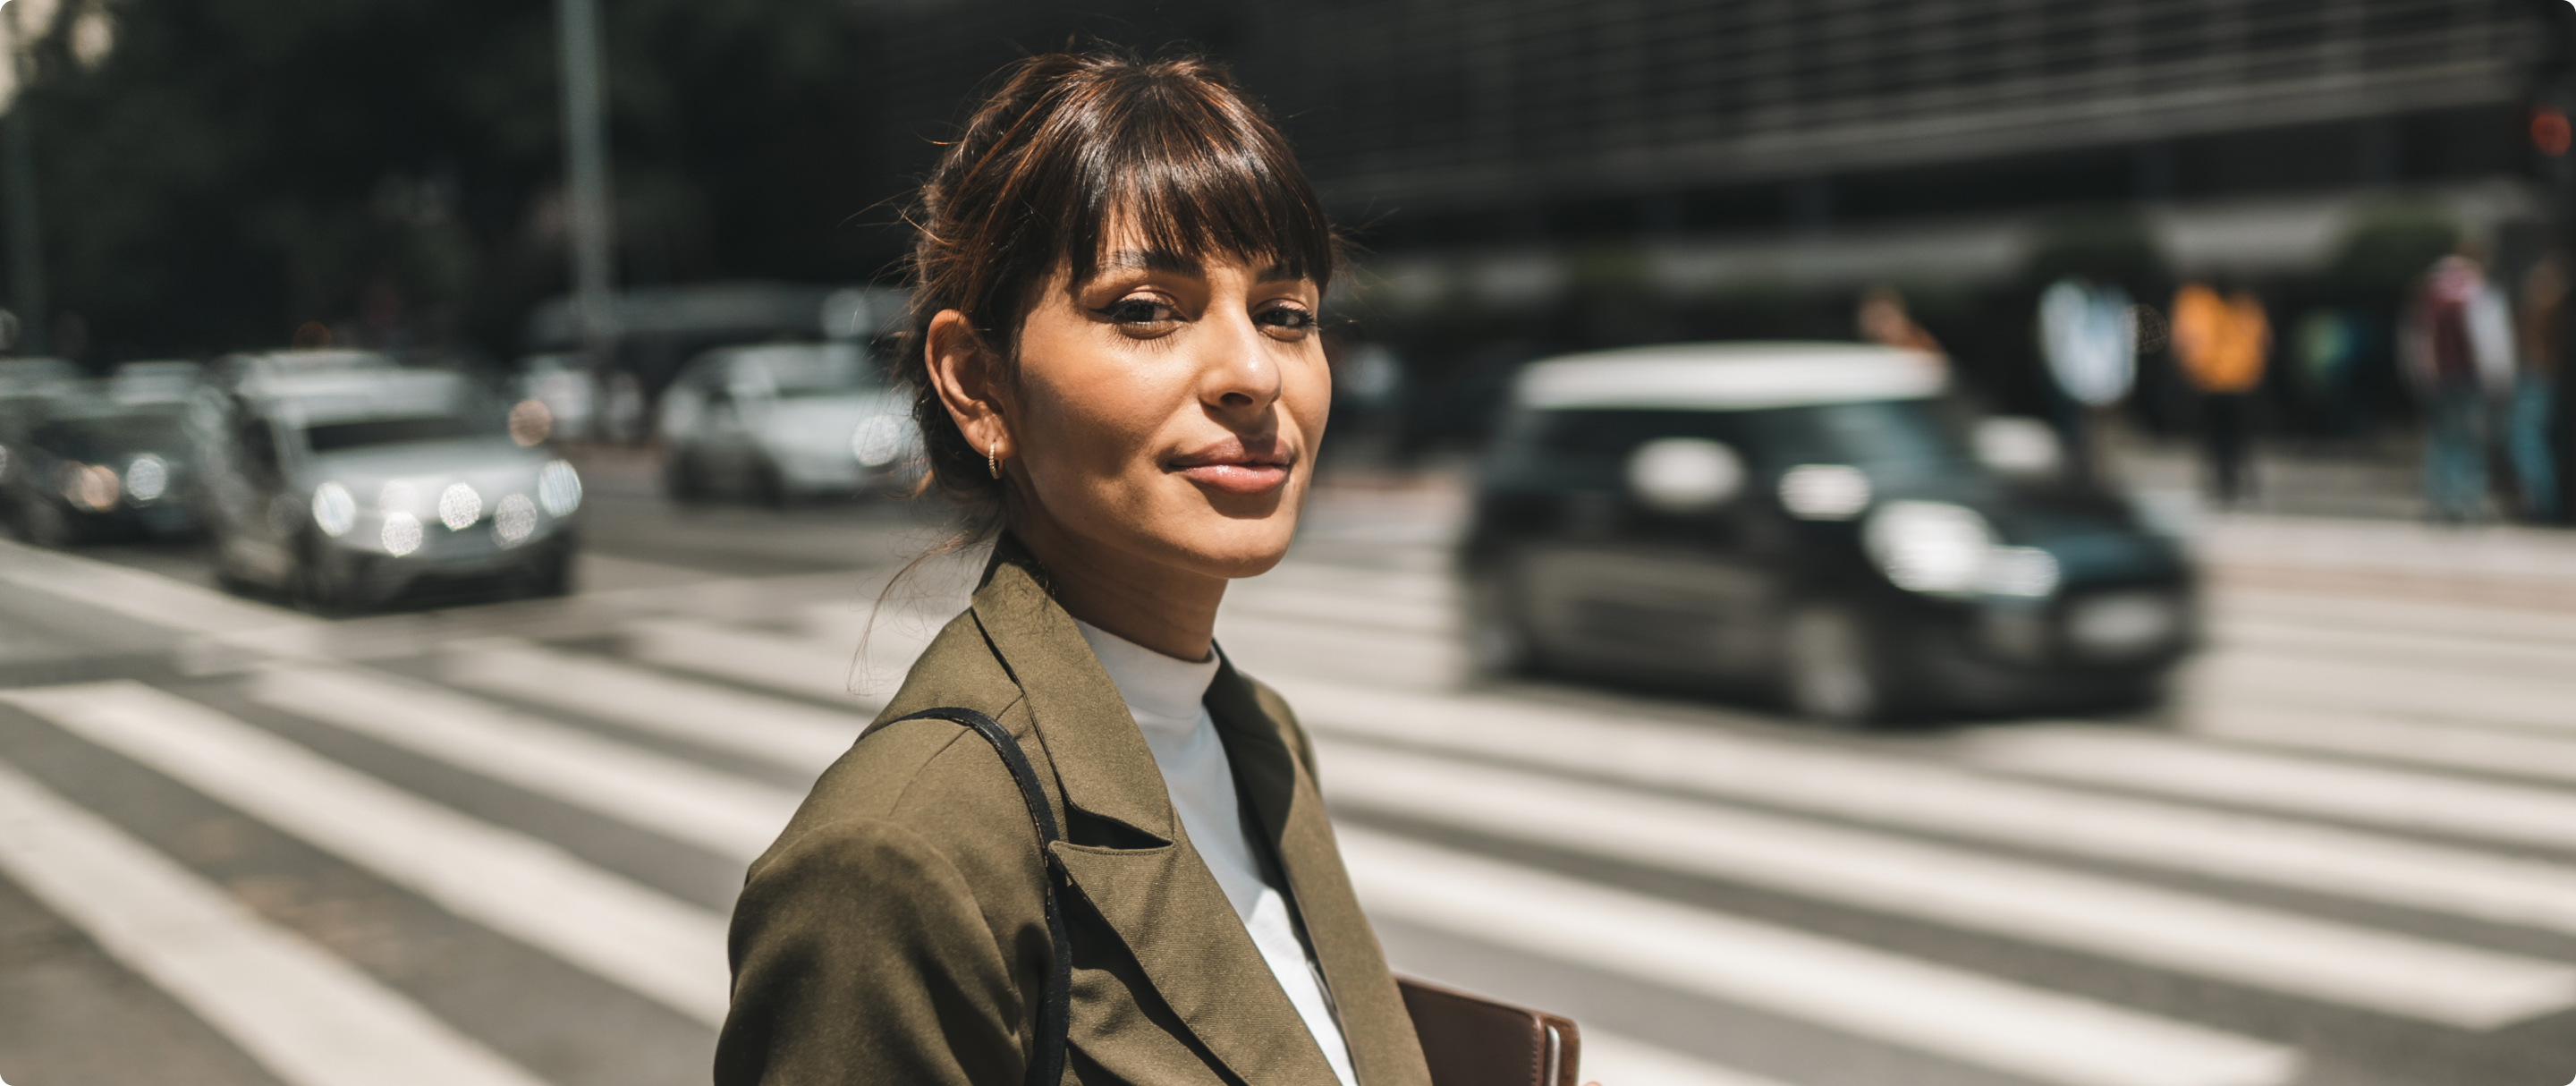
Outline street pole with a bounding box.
[555,0,615,372]
[3,0,45,356]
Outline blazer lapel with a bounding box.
[1208,659,1434,1086]
[968,542,1344,1086]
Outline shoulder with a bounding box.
[751,603,1060,897]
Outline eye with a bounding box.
[1097,297,1179,327]
[1256,305,1317,336]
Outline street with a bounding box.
[3,463,2575,1086]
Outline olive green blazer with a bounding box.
[715,542,1435,1086]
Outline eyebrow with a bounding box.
[1098,249,1202,276]
[1095,249,1305,284]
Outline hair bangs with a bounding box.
[1058,65,1337,294]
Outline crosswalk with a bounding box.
[4,538,2576,1086]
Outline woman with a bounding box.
[715,53,1433,1086]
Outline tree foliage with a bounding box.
[22,0,887,363]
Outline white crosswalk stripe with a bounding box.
[0,681,732,1027]
[11,539,2576,1086]
[2190,652,2575,734]
[1343,829,2303,1086]
[440,638,861,775]
[1575,1032,1802,1086]
[1962,725,2576,851]
[0,759,551,1086]
[2188,701,2576,785]
[1320,738,2576,1027]
[1275,675,2576,937]
[624,616,875,704]
[248,662,804,862]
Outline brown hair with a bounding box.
[895,50,1339,527]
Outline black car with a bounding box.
[3,390,200,546]
[1459,342,2196,724]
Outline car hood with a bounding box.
[297,438,552,507]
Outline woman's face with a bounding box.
[989,231,1329,582]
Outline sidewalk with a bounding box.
[2114,432,2562,526]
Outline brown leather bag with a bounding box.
[1397,977,1581,1086]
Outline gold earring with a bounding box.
[987,441,1000,479]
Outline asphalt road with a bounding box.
[3,468,2574,1086]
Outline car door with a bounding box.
[1523,411,1775,683]
[209,403,296,583]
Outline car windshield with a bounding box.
[738,344,877,399]
[1495,398,1981,491]
[1732,399,1979,473]
[35,408,188,461]
[301,412,491,453]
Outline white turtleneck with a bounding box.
[1072,619,1359,1086]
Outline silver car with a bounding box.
[657,342,919,504]
[192,352,582,609]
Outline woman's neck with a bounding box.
[1010,510,1227,662]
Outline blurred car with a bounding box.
[0,355,79,451]
[1459,342,2196,724]
[191,351,582,609]
[106,359,205,403]
[3,387,199,545]
[657,341,919,504]
[0,358,80,515]
[509,352,600,444]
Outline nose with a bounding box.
[1198,308,1283,415]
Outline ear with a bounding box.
[925,310,1011,458]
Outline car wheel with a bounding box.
[751,458,788,509]
[1462,564,1542,678]
[1784,603,1885,726]
[664,451,708,505]
[289,541,352,615]
[22,501,77,548]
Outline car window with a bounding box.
[1732,400,1979,478]
[301,413,486,453]
[34,409,187,462]
[235,412,283,481]
[1491,398,1980,494]
[741,344,875,399]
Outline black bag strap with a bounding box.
[886,708,1072,1086]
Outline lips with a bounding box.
[1170,439,1293,496]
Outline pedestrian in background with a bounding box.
[2038,277,2137,484]
[2293,308,2365,439]
[2512,250,2564,522]
[2401,249,2515,522]
[2171,280,2270,505]
[1858,285,1945,358]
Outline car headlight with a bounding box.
[493,493,538,546]
[311,481,357,537]
[1864,501,1996,594]
[437,482,483,530]
[538,460,582,516]
[1779,463,1872,520]
[381,512,424,556]
[852,415,911,468]
[125,454,169,502]
[60,462,119,511]
[1979,546,2061,598]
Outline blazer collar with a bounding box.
[968,536,1176,842]
[1208,658,1429,1086]
[968,538,1348,1085]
